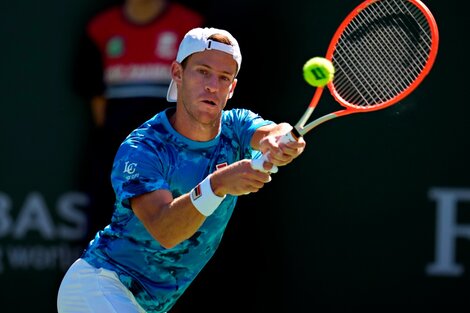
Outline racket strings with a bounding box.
[341,4,425,102]
[338,4,414,100]
[337,13,415,104]
[337,2,427,103]
[377,1,431,72]
[332,0,433,108]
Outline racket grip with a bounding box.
[250,131,298,173]
[278,131,298,144]
[251,154,278,173]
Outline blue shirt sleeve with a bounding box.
[223,108,274,158]
[111,135,170,205]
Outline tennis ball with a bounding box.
[302,57,335,87]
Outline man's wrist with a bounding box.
[190,175,226,216]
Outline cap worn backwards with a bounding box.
[166,27,242,102]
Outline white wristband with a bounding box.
[190,175,226,216]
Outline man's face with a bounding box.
[177,49,238,126]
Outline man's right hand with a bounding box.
[209,159,272,196]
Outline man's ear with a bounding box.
[228,78,237,99]
[170,61,183,83]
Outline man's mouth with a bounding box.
[202,99,217,106]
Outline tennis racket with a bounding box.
[252,0,439,173]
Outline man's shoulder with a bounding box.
[222,108,257,121]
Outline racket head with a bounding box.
[325,0,439,113]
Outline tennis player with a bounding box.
[57,27,305,313]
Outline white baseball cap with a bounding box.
[166,27,242,102]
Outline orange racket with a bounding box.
[252,0,439,173]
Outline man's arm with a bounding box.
[131,189,205,249]
[131,160,271,249]
[131,123,305,249]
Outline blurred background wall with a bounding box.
[1,0,468,312]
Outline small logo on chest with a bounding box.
[216,163,228,170]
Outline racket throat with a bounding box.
[290,127,302,141]
[298,113,339,135]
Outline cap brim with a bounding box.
[166,80,177,102]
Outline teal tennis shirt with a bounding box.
[82,107,272,312]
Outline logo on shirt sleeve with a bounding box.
[123,161,139,180]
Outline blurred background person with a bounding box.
[73,0,204,239]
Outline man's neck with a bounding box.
[169,108,221,142]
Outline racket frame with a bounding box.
[293,0,439,137]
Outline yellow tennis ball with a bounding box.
[303,57,335,87]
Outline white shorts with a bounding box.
[57,258,146,313]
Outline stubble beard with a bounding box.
[182,98,222,130]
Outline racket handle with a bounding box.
[250,131,298,173]
[251,154,277,173]
[278,131,298,144]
